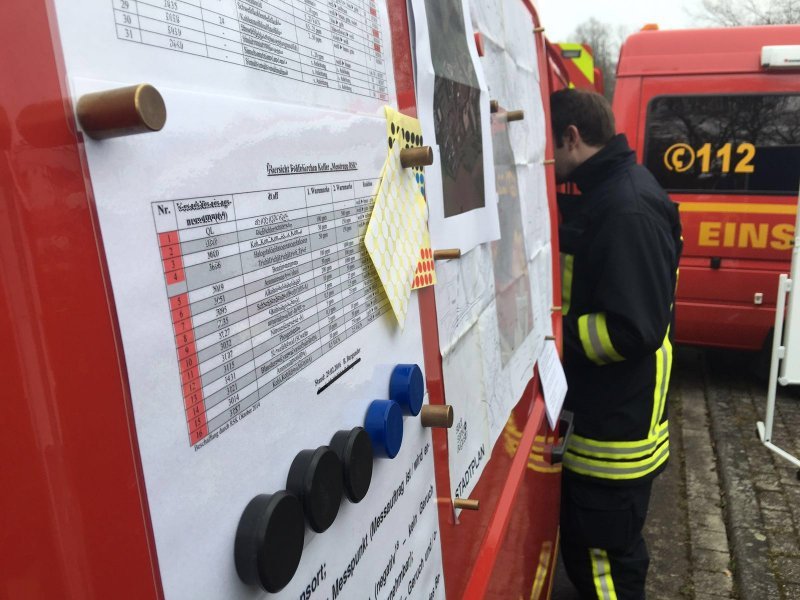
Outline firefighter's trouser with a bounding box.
[560,474,653,600]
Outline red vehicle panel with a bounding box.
[1,2,161,598]
[4,1,564,598]
[614,26,800,350]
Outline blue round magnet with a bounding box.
[389,364,425,416]
[364,399,403,458]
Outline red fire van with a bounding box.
[613,26,800,352]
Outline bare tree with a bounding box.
[567,18,628,102]
[691,0,800,26]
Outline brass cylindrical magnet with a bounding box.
[453,498,480,511]
[490,100,499,114]
[400,146,434,169]
[533,26,545,33]
[551,305,562,312]
[76,83,166,139]
[420,405,454,429]
[506,110,525,122]
[433,248,462,261]
[543,159,556,165]
[545,335,556,341]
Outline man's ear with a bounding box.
[564,124,580,149]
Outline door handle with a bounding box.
[550,410,574,465]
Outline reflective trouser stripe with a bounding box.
[560,253,573,316]
[578,313,624,365]
[590,549,618,600]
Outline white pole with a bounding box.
[762,274,790,444]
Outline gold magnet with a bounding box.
[506,110,525,122]
[420,405,454,429]
[543,159,556,165]
[545,335,556,341]
[400,146,434,169]
[551,305,562,312]
[76,83,166,140]
[533,26,545,33]
[453,498,480,511]
[433,248,462,261]
[490,100,499,114]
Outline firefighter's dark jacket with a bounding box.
[558,134,683,484]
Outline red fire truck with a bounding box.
[613,25,800,353]
[2,1,568,599]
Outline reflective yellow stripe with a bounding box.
[560,253,573,316]
[559,43,595,84]
[569,424,668,460]
[565,331,673,480]
[651,330,672,438]
[590,549,618,600]
[595,313,624,362]
[564,442,669,480]
[679,202,796,215]
[530,542,553,600]
[571,421,669,450]
[578,313,624,365]
[578,315,598,363]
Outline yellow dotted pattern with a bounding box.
[364,117,430,328]
[383,107,436,291]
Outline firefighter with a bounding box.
[551,89,682,600]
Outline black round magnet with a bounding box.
[330,427,374,503]
[234,491,305,593]
[286,446,344,533]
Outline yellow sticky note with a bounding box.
[364,122,429,327]
[383,107,436,290]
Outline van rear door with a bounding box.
[638,75,800,349]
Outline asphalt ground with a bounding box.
[551,346,800,600]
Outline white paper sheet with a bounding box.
[539,341,567,430]
[434,0,553,500]
[435,0,549,355]
[442,322,490,503]
[518,162,552,261]
[530,245,554,342]
[469,0,505,46]
[72,79,443,599]
[52,0,397,115]
[431,244,495,356]
[409,0,500,253]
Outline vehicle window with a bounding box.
[644,94,800,195]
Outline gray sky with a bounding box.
[536,0,701,43]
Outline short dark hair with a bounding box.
[550,89,616,148]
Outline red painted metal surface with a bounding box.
[614,26,800,351]
[617,26,800,77]
[1,1,162,599]
[3,1,562,598]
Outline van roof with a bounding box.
[617,25,800,77]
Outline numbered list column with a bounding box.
[181,197,259,438]
[153,201,209,445]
